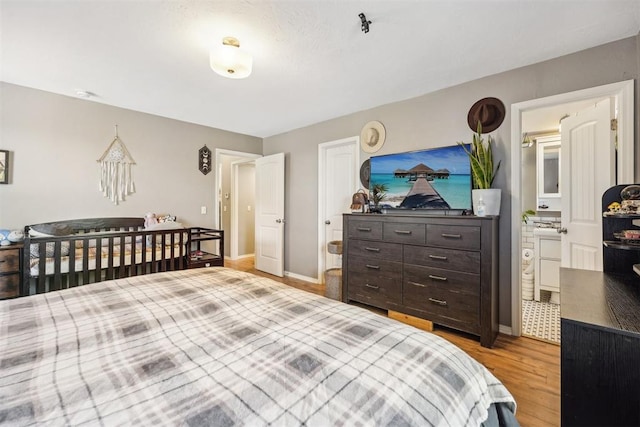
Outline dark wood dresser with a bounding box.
[342,213,499,347]
[0,243,23,299]
[560,268,640,426]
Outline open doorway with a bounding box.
[215,149,261,263]
[510,80,635,339]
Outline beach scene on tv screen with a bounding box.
[370,144,471,210]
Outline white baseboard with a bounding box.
[284,270,319,284]
[498,324,513,335]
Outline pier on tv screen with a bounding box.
[369,144,472,210]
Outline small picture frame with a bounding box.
[0,150,8,184]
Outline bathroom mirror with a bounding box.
[536,135,561,211]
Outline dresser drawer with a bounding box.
[348,240,402,262]
[0,274,20,299]
[403,264,480,296]
[0,247,20,273]
[403,267,480,334]
[426,224,480,250]
[383,222,426,245]
[347,220,383,240]
[348,255,402,278]
[347,271,402,308]
[403,245,480,274]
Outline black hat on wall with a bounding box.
[467,97,505,133]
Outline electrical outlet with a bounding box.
[201,206,207,214]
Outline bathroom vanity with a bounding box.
[533,227,561,303]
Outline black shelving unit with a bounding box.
[602,184,640,275]
[187,227,224,268]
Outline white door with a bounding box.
[319,139,359,281]
[560,98,615,271]
[255,153,285,277]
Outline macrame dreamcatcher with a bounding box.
[97,125,136,205]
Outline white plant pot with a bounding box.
[472,189,501,216]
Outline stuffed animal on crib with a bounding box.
[144,213,158,229]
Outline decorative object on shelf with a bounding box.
[620,184,640,200]
[97,125,136,205]
[606,202,621,214]
[0,150,8,184]
[458,123,501,215]
[360,120,386,153]
[199,145,212,175]
[358,13,372,33]
[210,36,252,79]
[467,97,505,133]
[350,189,369,213]
[359,159,371,188]
[0,229,10,246]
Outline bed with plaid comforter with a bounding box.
[0,268,517,426]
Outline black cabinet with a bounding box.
[560,268,640,426]
[342,213,499,347]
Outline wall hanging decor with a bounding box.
[97,125,136,205]
[0,150,8,184]
[199,145,212,175]
[360,120,386,153]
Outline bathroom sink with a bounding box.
[534,227,561,236]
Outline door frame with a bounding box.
[510,79,634,336]
[317,136,360,282]
[214,149,262,258]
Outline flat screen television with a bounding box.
[369,144,472,214]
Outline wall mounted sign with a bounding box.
[97,126,136,205]
[199,145,212,175]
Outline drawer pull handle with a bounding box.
[365,264,380,270]
[408,281,426,288]
[428,297,448,306]
[365,284,379,289]
[395,230,412,235]
[428,274,448,281]
[357,227,372,232]
[429,255,448,260]
[441,233,461,239]
[365,247,380,252]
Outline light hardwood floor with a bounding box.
[224,257,560,427]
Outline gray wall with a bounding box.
[0,83,262,229]
[264,34,640,326]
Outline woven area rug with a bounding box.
[522,292,560,344]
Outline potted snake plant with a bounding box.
[458,123,502,216]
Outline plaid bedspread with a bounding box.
[0,268,515,426]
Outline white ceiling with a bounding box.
[2,1,639,138]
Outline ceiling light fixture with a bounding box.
[210,36,252,79]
